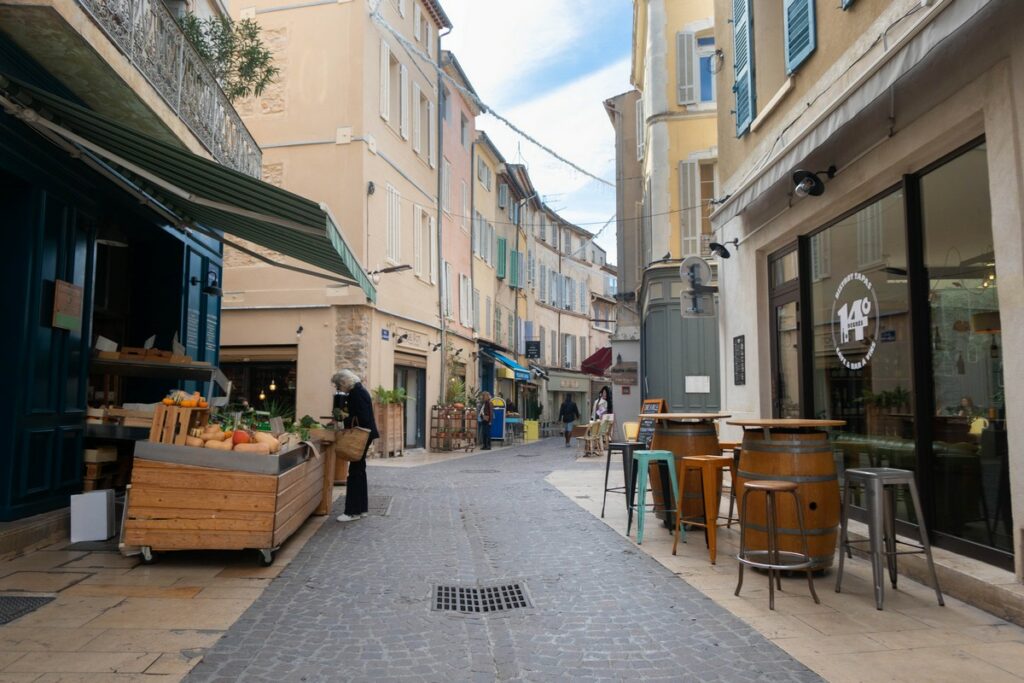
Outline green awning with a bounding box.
[0,73,376,301]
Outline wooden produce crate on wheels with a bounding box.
[372,403,404,457]
[123,441,324,565]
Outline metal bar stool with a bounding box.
[673,455,734,563]
[601,441,645,518]
[628,450,679,545]
[735,480,820,610]
[836,467,944,610]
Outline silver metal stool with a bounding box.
[836,467,944,610]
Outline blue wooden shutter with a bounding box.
[784,0,816,74]
[731,0,754,136]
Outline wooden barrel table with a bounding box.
[728,419,845,570]
[647,414,730,528]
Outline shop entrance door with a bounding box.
[769,248,804,418]
[394,366,425,449]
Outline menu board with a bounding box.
[637,398,666,447]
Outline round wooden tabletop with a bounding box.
[647,413,732,421]
[727,418,846,428]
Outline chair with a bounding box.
[628,450,679,545]
[601,440,645,518]
[735,480,820,610]
[673,455,734,563]
[576,421,599,456]
[836,467,944,610]
[622,421,640,442]
[583,419,613,457]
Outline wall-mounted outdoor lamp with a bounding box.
[792,165,837,198]
[708,238,740,259]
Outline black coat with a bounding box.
[342,383,380,441]
[558,400,580,423]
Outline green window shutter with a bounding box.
[784,0,816,74]
[731,0,755,136]
[509,250,519,287]
[497,238,507,279]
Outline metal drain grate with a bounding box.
[433,582,531,613]
[0,596,54,625]
[367,495,393,516]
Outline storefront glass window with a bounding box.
[921,143,1011,552]
[809,191,915,519]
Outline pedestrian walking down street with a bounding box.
[591,386,612,421]
[477,392,493,450]
[332,370,379,523]
[559,394,580,448]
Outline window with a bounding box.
[732,0,754,136]
[539,265,547,303]
[539,325,546,362]
[379,40,391,121]
[460,113,469,149]
[528,250,535,286]
[413,3,422,40]
[485,296,491,336]
[496,238,507,279]
[579,336,586,363]
[472,288,480,331]
[460,180,468,230]
[679,160,699,256]
[809,230,830,282]
[539,215,547,242]
[386,184,400,262]
[635,97,644,160]
[477,158,492,190]
[441,261,453,318]
[856,201,883,267]
[459,274,471,326]
[508,312,514,349]
[414,205,428,277]
[550,329,557,365]
[428,99,436,168]
[412,83,422,152]
[397,0,406,17]
[698,37,716,103]
[498,182,509,209]
[441,87,450,122]
[699,162,717,250]
[485,223,494,265]
[494,306,502,342]
[579,280,586,312]
[676,31,697,105]
[441,158,451,212]
[784,0,816,74]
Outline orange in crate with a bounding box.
[149,404,209,445]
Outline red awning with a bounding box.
[580,346,613,376]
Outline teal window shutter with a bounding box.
[509,251,519,288]
[784,0,816,74]
[496,238,507,278]
[731,0,755,136]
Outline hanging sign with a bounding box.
[525,340,541,359]
[52,280,83,332]
[832,271,880,370]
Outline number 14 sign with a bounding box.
[831,271,879,371]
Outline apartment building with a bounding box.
[222,0,451,449]
[712,0,1023,579]
[439,51,478,399]
[0,0,369,522]
[631,0,722,413]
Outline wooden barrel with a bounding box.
[649,421,720,526]
[735,429,840,569]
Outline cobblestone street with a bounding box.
[186,439,816,682]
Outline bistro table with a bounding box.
[727,418,846,569]
[643,413,731,530]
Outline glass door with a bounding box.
[769,248,802,418]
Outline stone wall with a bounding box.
[335,305,371,382]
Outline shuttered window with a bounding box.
[429,215,437,283]
[540,265,547,302]
[399,65,410,139]
[635,97,644,160]
[509,250,519,287]
[398,0,406,17]
[428,99,437,168]
[485,296,491,336]
[496,238,507,279]
[413,3,422,40]
[386,184,400,261]
[679,161,699,256]
[412,83,422,152]
[676,32,697,105]
[731,0,754,136]
[414,205,425,276]
[441,261,452,317]
[379,40,391,121]
[784,0,817,74]
[472,289,480,331]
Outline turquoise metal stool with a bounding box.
[631,450,680,545]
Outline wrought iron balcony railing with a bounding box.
[77,0,261,177]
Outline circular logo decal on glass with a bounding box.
[831,272,879,370]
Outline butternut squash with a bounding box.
[205,438,232,451]
[232,442,270,455]
[185,436,205,448]
[201,429,228,442]
[252,432,281,453]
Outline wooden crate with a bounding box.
[124,446,324,558]
[148,405,209,445]
[372,403,404,457]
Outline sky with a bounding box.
[437,0,634,263]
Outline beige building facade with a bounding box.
[223,0,451,449]
[712,0,1024,578]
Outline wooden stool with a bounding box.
[718,441,741,528]
[672,455,734,563]
[735,480,820,611]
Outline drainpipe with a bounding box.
[470,139,478,390]
[436,28,451,406]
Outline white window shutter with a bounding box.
[676,32,697,105]
[414,4,422,40]
[678,160,699,255]
[399,65,409,139]
[635,97,644,160]
[426,25,434,58]
[429,215,437,283]
[380,40,390,121]
[398,0,406,17]
[414,207,423,275]
[428,100,437,168]
[412,83,422,152]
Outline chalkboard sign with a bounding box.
[733,335,746,386]
[637,398,666,447]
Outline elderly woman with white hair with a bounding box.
[331,369,379,522]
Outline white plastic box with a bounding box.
[70,489,115,543]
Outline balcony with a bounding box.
[0,0,260,176]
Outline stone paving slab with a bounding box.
[186,439,817,682]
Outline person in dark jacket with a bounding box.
[477,391,493,450]
[332,369,379,522]
[559,394,581,447]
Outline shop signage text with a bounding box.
[525,340,541,359]
[832,271,880,370]
[609,361,638,385]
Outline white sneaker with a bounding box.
[359,513,369,518]
[336,514,360,523]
